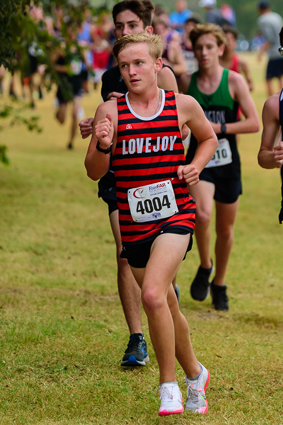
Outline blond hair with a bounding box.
[190,23,226,49]
[113,33,163,61]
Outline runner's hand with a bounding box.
[274,142,283,168]
[79,118,94,139]
[95,113,114,149]
[177,164,199,186]
[107,91,124,100]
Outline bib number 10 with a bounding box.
[136,195,171,215]
[211,148,228,161]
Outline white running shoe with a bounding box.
[157,382,184,417]
[185,363,210,414]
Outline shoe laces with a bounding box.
[156,385,174,401]
[217,291,228,303]
[125,336,143,353]
[186,380,203,405]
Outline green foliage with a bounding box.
[0,146,9,165]
[0,0,104,165]
[0,102,41,129]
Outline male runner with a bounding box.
[258,27,283,223]
[179,24,260,310]
[220,25,254,92]
[85,32,217,417]
[80,0,180,367]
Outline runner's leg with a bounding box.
[189,181,215,269]
[131,233,200,384]
[109,210,143,334]
[214,199,239,286]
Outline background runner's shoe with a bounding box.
[158,382,184,416]
[185,363,210,414]
[190,261,213,301]
[120,334,149,366]
[211,281,229,311]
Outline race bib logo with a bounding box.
[133,188,146,199]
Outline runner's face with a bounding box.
[225,33,237,54]
[194,33,224,68]
[118,43,161,94]
[114,10,146,39]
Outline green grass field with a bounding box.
[0,53,282,424]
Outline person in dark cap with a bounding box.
[258,27,283,223]
[257,1,283,96]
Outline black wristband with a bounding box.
[221,123,227,134]
[96,140,113,154]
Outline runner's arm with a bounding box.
[258,95,283,169]
[84,101,117,181]
[211,72,260,135]
[176,95,218,186]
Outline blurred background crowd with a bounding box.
[0,0,282,150]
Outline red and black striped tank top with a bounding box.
[112,89,196,244]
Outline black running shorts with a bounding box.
[121,229,193,268]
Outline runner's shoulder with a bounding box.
[175,92,200,111]
[228,68,247,87]
[96,98,117,118]
[263,92,280,120]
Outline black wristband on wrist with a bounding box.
[96,140,113,154]
[221,123,227,134]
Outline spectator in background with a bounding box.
[169,0,192,34]
[181,16,201,74]
[77,10,94,94]
[220,4,236,27]
[154,4,180,43]
[220,26,254,92]
[26,4,47,108]
[91,27,111,90]
[257,1,283,96]
[153,18,187,78]
[51,20,85,149]
[199,0,225,27]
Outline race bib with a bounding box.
[205,138,232,168]
[128,180,178,223]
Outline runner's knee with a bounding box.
[196,208,211,225]
[142,287,164,314]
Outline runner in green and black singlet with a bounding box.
[179,24,259,311]
[186,68,241,197]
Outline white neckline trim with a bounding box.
[125,89,165,121]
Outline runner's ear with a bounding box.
[218,43,225,58]
[154,57,163,73]
[145,25,153,35]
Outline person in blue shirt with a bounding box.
[169,0,191,34]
